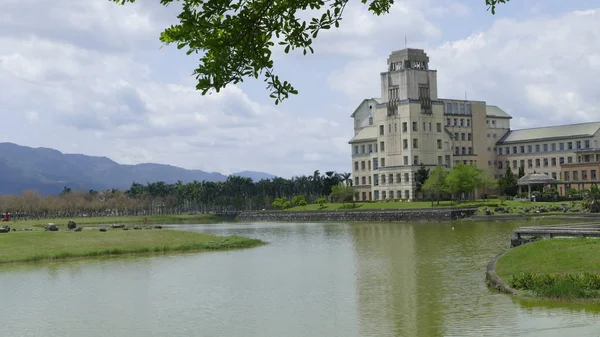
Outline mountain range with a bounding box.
[0,142,276,195]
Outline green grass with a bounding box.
[0,229,265,264]
[6,214,224,230]
[496,238,600,299]
[284,199,584,213]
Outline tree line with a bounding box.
[0,170,351,219]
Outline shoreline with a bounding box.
[0,230,266,265]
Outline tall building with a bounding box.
[349,48,600,200]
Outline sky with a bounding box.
[1,0,599,178]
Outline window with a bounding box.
[454,133,459,140]
[498,161,503,169]
[423,122,426,131]
[559,157,565,164]
[379,125,384,135]
[568,142,573,150]
[403,139,408,149]
[552,172,557,179]
[551,143,556,152]
[498,148,503,155]
[355,177,359,185]
[437,123,442,132]
[374,190,379,199]
[437,139,442,149]
[438,156,443,165]
[551,158,556,166]
[389,191,394,199]
[528,145,532,153]
[573,171,579,181]
[488,161,492,166]
[582,170,588,180]
[535,144,540,152]
[543,144,548,152]
[354,145,358,154]
[520,146,525,153]
[492,120,496,125]
[361,145,366,153]
[559,143,564,151]
[395,123,398,132]
[468,147,472,155]
[405,190,410,199]
[513,160,517,169]
[368,161,371,170]
[446,118,451,126]
[362,176,366,185]
[403,156,408,165]
[468,133,472,141]
[461,147,466,155]
[461,133,465,141]
[585,140,590,149]
[368,144,373,153]
[382,174,386,184]
[404,173,409,182]
[513,146,517,154]
[535,159,540,167]
[361,161,366,170]
[592,170,597,180]
[453,118,457,126]
[389,174,393,184]
[414,156,419,165]
[354,162,359,170]
[466,119,471,127]
[413,122,418,131]
[543,158,548,167]
[396,174,401,183]
[520,160,525,168]
[568,157,573,163]
[362,192,366,200]
[455,147,459,155]
[505,147,510,155]
[373,158,378,169]
[493,134,497,138]
[388,124,391,133]
[369,176,372,184]
[381,158,386,167]
[487,133,491,138]
[402,122,407,132]
[576,141,581,149]
[369,117,373,125]
[413,139,419,149]
[380,141,385,151]
[460,119,464,127]
[374,143,378,152]
[429,123,432,132]
[564,171,570,181]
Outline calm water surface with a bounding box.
[1,220,599,337]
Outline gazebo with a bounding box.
[517,173,560,200]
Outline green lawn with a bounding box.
[6,214,224,230]
[0,229,265,264]
[284,199,583,212]
[496,239,600,299]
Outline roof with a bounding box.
[349,126,377,144]
[498,122,600,144]
[517,173,559,186]
[350,98,383,118]
[486,105,512,119]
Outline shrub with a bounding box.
[509,272,600,299]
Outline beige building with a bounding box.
[349,48,600,200]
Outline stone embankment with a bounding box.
[236,208,477,223]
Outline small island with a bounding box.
[0,223,265,264]
[494,238,600,300]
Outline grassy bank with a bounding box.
[284,199,584,213]
[7,214,225,230]
[495,239,600,300]
[0,229,265,264]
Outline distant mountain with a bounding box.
[0,142,276,195]
[233,170,277,181]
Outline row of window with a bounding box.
[445,102,472,115]
[357,190,412,201]
[354,173,413,186]
[490,157,575,170]
[380,122,444,135]
[453,132,472,141]
[455,147,473,155]
[446,117,471,128]
[563,169,598,182]
[494,140,591,155]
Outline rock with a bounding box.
[74,227,83,232]
[484,210,493,216]
[494,207,504,212]
[67,220,77,230]
[99,227,107,232]
[123,226,131,230]
[45,223,58,231]
[133,226,142,230]
[110,224,125,229]
[153,225,162,229]
[0,226,10,233]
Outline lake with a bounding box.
[1,220,599,336]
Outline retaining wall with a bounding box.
[236,208,477,223]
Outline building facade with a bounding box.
[349,48,600,200]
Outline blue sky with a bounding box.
[0,0,599,178]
